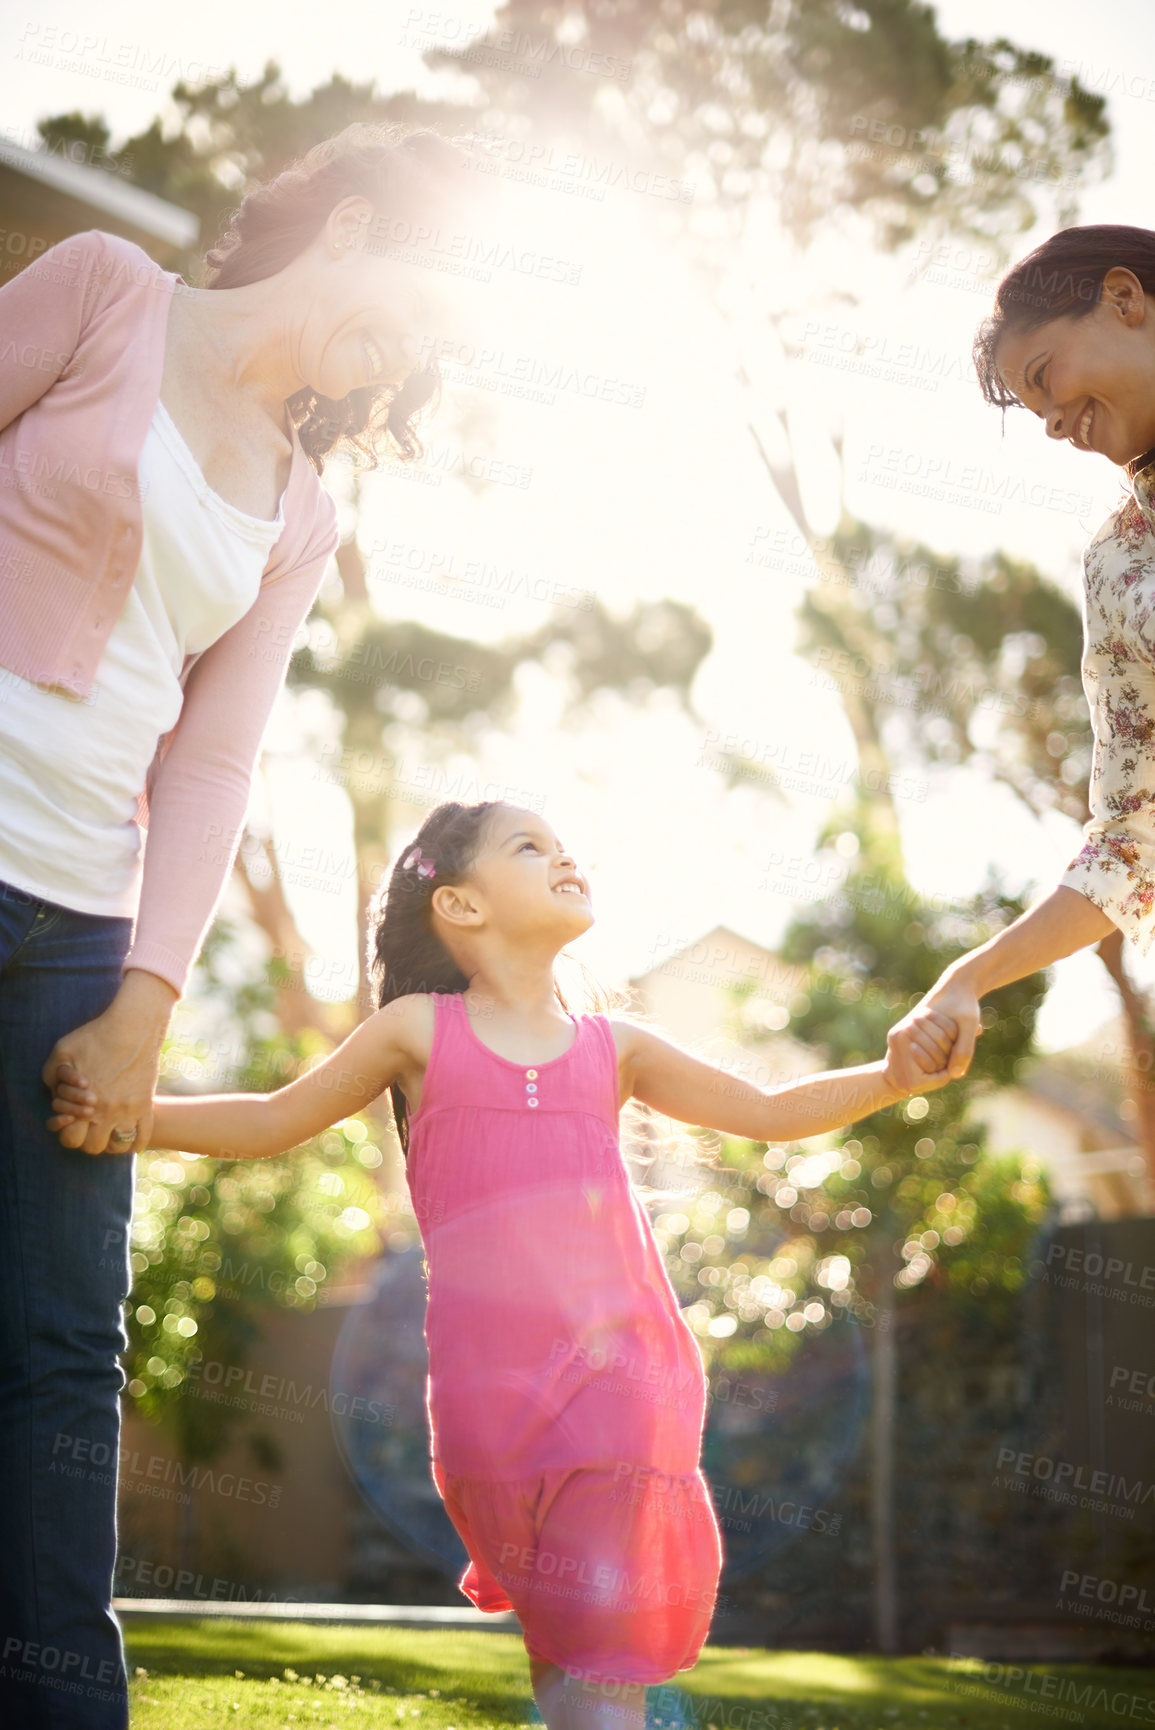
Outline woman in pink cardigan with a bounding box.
[0,124,473,1730]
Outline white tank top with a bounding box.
[0,398,286,916]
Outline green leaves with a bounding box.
[129,1036,387,1463]
[658,817,1051,1387]
[798,526,1091,823]
[426,0,1108,252]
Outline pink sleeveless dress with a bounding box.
[404,992,723,1682]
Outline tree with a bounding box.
[650,803,1048,1645]
[37,65,468,283]
[774,806,1045,1647]
[127,987,387,1569]
[427,0,1108,250]
[794,520,1155,1207]
[425,0,1110,532]
[290,575,712,1015]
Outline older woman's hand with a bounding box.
[887,968,983,1089]
[42,969,177,1153]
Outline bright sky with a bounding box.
[5,0,1154,1052]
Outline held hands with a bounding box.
[886,969,983,1093]
[41,971,175,1154]
[46,1060,101,1137]
[882,1004,959,1101]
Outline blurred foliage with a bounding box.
[291,597,712,728]
[429,0,1110,253]
[798,521,1092,822]
[651,807,1051,1386]
[130,1022,386,1465]
[292,587,712,1012]
[36,65,469,283]
[113,910,381,1466]
[794,521,1155,1152]
[32,0,1111,284]
[34,109,117,163]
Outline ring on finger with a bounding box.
[108,1125,137,1146]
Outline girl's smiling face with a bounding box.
[454,805,594,942]
[995,267,1155,466]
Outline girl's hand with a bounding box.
[47,1060,96,1132]
[884,1005,959,1097]
[883,1051,955,1102]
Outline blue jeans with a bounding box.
[0,879,135,1730]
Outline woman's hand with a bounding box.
[42,969,178,1154]
[888,886,1117,1090]
[887,969,982,1088]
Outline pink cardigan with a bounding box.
[0,228,340,996]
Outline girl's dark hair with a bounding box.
[973,224,1155,480]
[200,124,477,475]
[367,801,497,1156]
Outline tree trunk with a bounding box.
[870,1243,899,1653]
[176,1480,197,1580]
[1094,930,1155,1212]
[234,835,342,1040]
[352,795,389,1023]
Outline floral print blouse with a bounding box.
[1061,461,1155,950]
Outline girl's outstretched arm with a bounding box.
[613,1015,954,1144]
[49,995,432,1160]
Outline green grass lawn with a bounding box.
[120,1619,1155,1729]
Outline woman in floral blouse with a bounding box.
[888,226,1155,1087]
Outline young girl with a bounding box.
[53,799,951,1727]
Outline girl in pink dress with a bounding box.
[52,799,950,1729]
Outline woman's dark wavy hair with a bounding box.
[199,124,476,475]
[973,224,1155,480]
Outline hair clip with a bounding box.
[402,846,437,880]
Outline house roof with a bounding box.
[0,133,198,259]
[629,923,796,984]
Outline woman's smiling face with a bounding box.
[301,191,477,402]
[995,267,1155,466]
